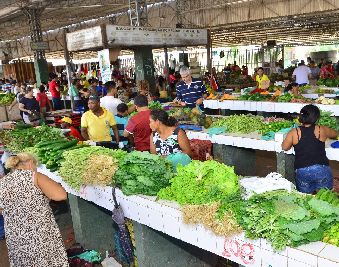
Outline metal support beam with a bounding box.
[206,30,212,73]
[129,0,148,26]
[21,6,45,60]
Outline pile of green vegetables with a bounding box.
[0,125,64,152]
[226,189,339,251]
[0,93,15,105]
[260,120,294,136]
[25,139,81,172]
[158,160,239,205]
[114,151,173,196]
[59,146,126,190]
[317,111,338,130]
[211,114,264,134]
[238,93,270,102]
[148,101,163,110]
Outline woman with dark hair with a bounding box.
[282,104,338,193]
[19,87,40,125]
[149,109,192,157]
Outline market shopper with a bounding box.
[49,74,62,110]
[8,83,25,120]
[81,95,120,146]
[176,66,208,109]
[149,109,192,157]
[292,62,311,86]
[36,85,53,118]
[0,152,68,267]
[123,94,152,151]
[60,116,83,140]
[19,87,40,125]
[282,105,338,193]
[100,81,122,115]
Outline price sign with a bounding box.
[222,238,256,265]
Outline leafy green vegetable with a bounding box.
[148,101,163,110]
[284,219,321,235]
[308,198,339,217]
[59,147,126,190]
[0,125,65,153]
[114,151,173,196]
[158,160,239,205]
[211,114,264,134]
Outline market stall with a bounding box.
[37,165,339,267]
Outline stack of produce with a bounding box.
[317,111,338,130]
[59,147,126,190]
[316,77,339,87]
[211,114,264,134]
[238,93,270,101]
[260,119,294,136]
[0,125,64,153]
[315,96,336,105]
[232,189,339,251]
[148,101,163,110]
[114,151,173,196]
[0,93,15,105]
[27,139,80,172]
[159,160,241,237]
[158,160,239,205]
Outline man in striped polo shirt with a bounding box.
[176,66,208,109]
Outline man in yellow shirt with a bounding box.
[81,95,120,146]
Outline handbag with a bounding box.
[28,110,41,122]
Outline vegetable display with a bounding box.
[59,147,126,190]
[158,160,239,205]
[0,93,15,105]
[114,151,173,196]
[234,190,339,251]
[32,139,80,172]
[182,202,242,237]
[317,111,338,130]
[260,120,294,136]
[148,101,163,110]
[0,125,64,152]
[211,114,264,134]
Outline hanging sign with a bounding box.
[98,49,111,84]
[30,41,49,51]
[106,25,208,47]
[66,26,103,51]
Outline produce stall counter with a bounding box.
[186,131,339,162]
[38,165,339,267]
[203,100,339,116]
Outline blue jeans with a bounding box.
[52,97,62,110]
[295,164,333,193]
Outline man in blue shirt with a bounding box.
[176,66,208,109]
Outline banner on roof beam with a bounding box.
[106,25,208,47]
[98,49,111,84]
[67,26,103,52]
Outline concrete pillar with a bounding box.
[68,194,116,254]
[276,152,295,184]
[133,221,218,267]
[134,46,156,91]
[22,7,49,86]
[213,144,256,176]
[34,59,49,86]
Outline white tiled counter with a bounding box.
[39,166,339,267]
[186,131,339,162]
[203,100,339,116]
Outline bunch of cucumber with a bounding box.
[316,188,339,206]
[34,139,80,172]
